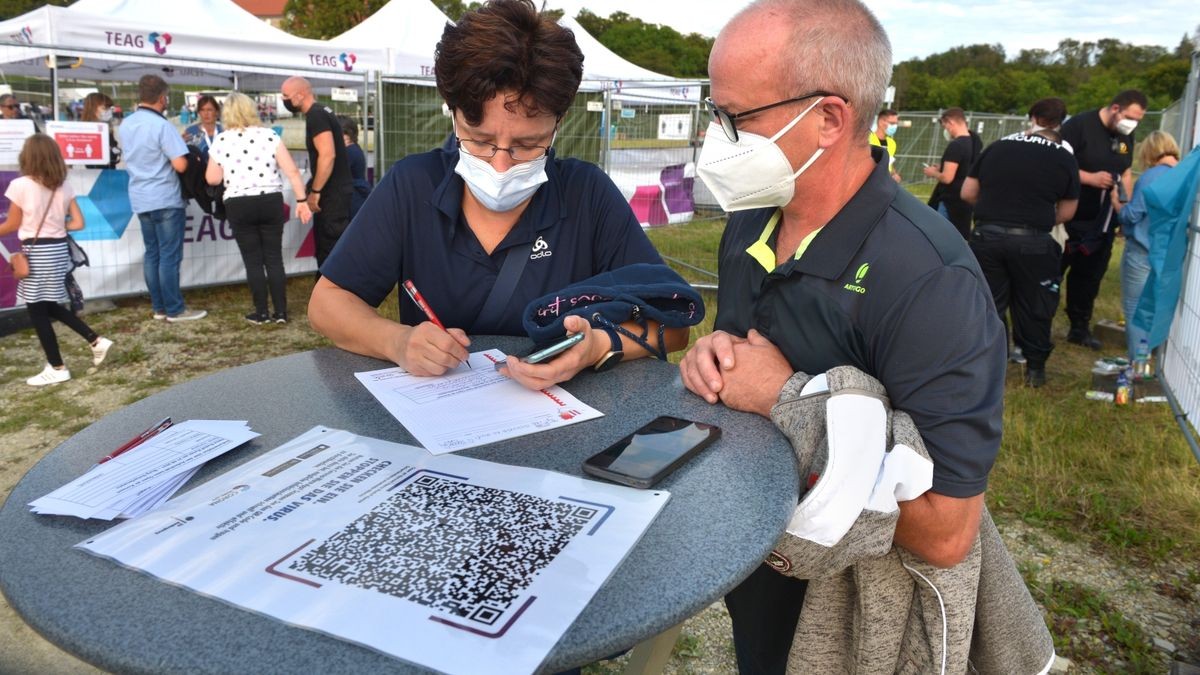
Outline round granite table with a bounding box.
[0,338,799,674]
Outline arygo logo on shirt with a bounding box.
[843,262,870,295]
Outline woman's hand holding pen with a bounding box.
[502,315,601,390]
[397,322,471,376]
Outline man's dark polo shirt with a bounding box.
[715,149,1006,497]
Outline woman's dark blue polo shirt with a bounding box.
[321,148,662,336]
[715,150,1007,498]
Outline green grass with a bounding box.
[1023,565,1157,672]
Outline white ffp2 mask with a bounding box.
[1115,118,1138,136]
[695,97,825,211]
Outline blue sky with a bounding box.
[546,0,1198,62]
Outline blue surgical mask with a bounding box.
[885,123,898,137]
[455,150,549,213]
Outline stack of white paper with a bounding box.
[29,420,259,520]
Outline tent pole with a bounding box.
[232,72,239,90]
[362,71,370,178]
[50,49,60,123]
[602,88,611,172]
[375,75,385,175]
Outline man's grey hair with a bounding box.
[731,0,892,135]
[137,74,169,104]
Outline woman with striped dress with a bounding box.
[1,134,113,386]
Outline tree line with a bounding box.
[892,37,1195,113]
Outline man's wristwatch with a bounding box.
[592,326,624,372]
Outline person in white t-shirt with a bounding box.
[0,134,113,385]
[206,91,311,324]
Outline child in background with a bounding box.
[0,134,113,385]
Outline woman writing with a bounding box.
[1,134,113,385]
[184,95,223,159]
[206,92,311,324]
[1114,130,1180,362]
[308,0,688,390]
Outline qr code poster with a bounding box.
[79,427,670,675]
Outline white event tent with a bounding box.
[0,0,389,311]
[0,0,387,94]
[559,15,701,104]
[331,0,452,77]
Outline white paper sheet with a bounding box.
[78,427,669,675]
[355,349,603,453]
[29,420,258,519]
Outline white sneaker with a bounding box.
[91,337,114,366]
[27,364,71,386]
[152,312,167,320]
[166,309,207,323]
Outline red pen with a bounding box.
[402,279,446,330]
[98,417,173,464]
[403,279,471,369]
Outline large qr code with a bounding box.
[288,473,599,626]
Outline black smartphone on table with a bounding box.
[582,416,722,489]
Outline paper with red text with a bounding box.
[354,349,602,453]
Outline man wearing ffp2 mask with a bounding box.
[1058,88,1147,350]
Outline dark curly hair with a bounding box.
[435,0,584,126]
[1027,97,1066,127]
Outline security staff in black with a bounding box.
[963,130,1080,387]
[1059,89,1147,349]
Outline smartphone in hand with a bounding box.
[494,333,586,370]
[524,332,586,364]
[582,416,722,489]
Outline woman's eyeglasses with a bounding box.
[457,137,552,162]
[704,91,847,142]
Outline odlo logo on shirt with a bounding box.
[843,262,869,295]
[531,236,553,260]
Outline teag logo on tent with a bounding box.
[149,32,171,55]
[309,52,357,72]
[104,30,172,55]
[9,26,32,44]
